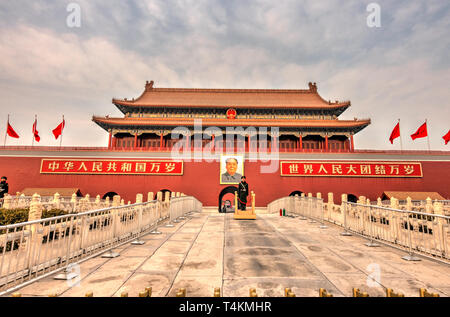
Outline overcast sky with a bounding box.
[0,0,449,150]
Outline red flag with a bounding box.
[6,122,19,138]
[32,118,40,142]
[389,122,400,144]
[52,119,65,140]
[443,130,450,145]
[411,122,428,140]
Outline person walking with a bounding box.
[237,176,249,211]
[0,176,9,199]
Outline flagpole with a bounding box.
[398,118,403,152]
[426,119,430,152]
[3,114,8,147]
[32,115,36,147]
[59,115,64,149]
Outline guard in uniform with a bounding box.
[237,176,249,211]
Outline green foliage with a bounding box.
[0,208,29,226]
[0,208,72,252]
[42,209,70,220]
[0,208,70,226]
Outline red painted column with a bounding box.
[325,135,329,151]
[159,133,163,150]
[108,131,112,149]
[299,135,303,150]
[134,133,138,150]
[112,136,117,149]
[186,134,190,151]
[212,134,215,150]
[350,134,355,152]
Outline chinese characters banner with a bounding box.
[40,159,183,175]
[280,161,422,177]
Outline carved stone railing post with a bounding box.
[95,195,101,209]
[426,197,432,213]
[26,194,43,267]
[18,193,27,209]
[406,197,412,211]
[164,191,171,218]
[53,193,61,210]
[112,195,121,207]
[327,193,334,220]
[156,192,163,220]
[433,202,446,254]
[391,198,404,242]
[3,194,12,209]
[132,194,145,245]
[71,193,77,212]
[340,194,347,225]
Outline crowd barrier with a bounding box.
[268,194,450,263]
[0,192,202,296]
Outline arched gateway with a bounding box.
[218,186,238,213]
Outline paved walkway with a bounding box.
[13,211,450,297]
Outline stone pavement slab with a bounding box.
[9,211,450,297]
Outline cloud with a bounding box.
[0,0,449,150]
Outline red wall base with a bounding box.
[1,155,449,206]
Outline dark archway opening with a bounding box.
[102,192,118,200]
[347,194,358,203]
[157,189,172,201]
[289,190,304,197]
[218,186,238,213]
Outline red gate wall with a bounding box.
[1,154,449,206]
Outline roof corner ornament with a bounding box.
[308,82,317,92]
[145,80,154,91]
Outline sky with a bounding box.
[0,0,449,150]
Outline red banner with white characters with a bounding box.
[280,161,422,177]
[40,159,183,175]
